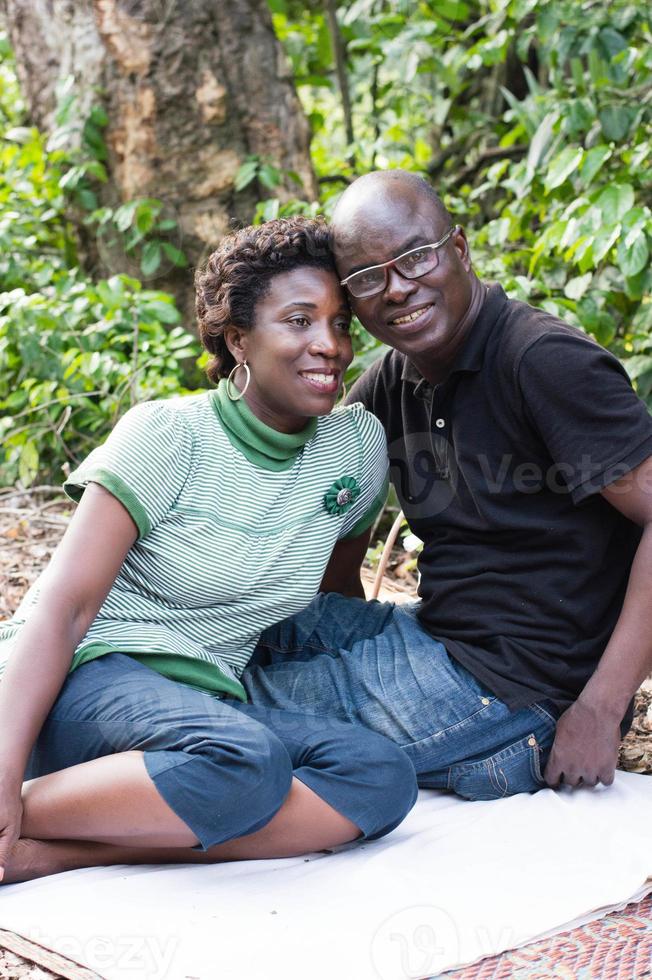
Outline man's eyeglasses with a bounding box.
[340,226,458,299]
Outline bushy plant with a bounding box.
[0,275,199,486]
[270,0,652,398]
[0,34,201,488]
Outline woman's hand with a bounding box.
[0,773,23,881]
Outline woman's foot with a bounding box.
[2,836,219,884]
[2,837,107,884]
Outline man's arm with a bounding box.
[320,528,372,599]
[544,454,652,788]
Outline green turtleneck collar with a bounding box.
[210,379,318,471]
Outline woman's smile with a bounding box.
[298,368,341,394]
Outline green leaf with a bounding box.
[255,198,280,223]
[4,127,34,144]
[567,99,594,134]
[141,299,181,324]
[433,0,470,19]
[140,241,162,278]
[617,231,649,279]
[623,268,651,302]
[544,147,584,192]
[578,145,611,186]
[89,105,109,128]
[161,242,188,267]
[621,208,648,234]
[525,112,557,179]
[18,440,39,487]
[258,163,281,190]
[577,302,616,346]
[591,224,621,264]
[113,201,139,232]
[77,189,98,211]
[599,106,634,141]
[622,354,652,382]
[597,185,635,225]
[316,16,332,66]
[598,27,628,61]
[235,158,259,192]
[135,207,155,235]
[564,273,592,300]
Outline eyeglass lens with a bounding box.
[347,242,446,299]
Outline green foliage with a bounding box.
[91,198,189,279]
[467,1,652,387]
[0,36,200,488]
[0,275,199,486]
[270,0,652,398]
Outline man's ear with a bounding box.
[224,324,250,362]
[453,226,472,271]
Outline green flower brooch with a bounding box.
[324,476,361,515]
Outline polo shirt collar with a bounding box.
[400,282,508,389]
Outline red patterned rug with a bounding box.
[442,891,652,979]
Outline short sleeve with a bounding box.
[339,403,389,540]
[518,333,652,504]
[64,400,193,537]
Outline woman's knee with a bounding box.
[145,718,294,849]
[291,721,417,843]
[355,732,418,839]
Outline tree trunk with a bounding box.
[2,0,318,322]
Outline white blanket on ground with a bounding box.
[1,771,651,980]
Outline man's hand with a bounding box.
[544,699,621,789]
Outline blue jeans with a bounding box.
[242,595,559,801]
[26,653,417,849]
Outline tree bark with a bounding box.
[2,0,318,321]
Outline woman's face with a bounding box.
[231,266,353,433]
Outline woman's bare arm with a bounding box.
[0,483,138,875]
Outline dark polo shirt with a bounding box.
[348,284,652,724]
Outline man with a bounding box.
[242,169,652,798]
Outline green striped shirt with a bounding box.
[0,385,388,700]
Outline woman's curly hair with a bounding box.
[195,216,339,383]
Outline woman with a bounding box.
[0,217,416,884]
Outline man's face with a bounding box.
[333,188,475,362]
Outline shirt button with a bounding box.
[435,418,445,428]
[481,697,490,706]
[527,736,537,747]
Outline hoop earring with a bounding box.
[226,360,251,401]
[339,380,348,402]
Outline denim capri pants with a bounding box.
[25,653,417,850]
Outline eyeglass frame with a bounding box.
[339,225,460,299]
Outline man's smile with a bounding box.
[388,303,434,328]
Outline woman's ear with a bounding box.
[224,324,249,362]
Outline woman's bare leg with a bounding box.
[22,752,200,847]
[7,752,359,883]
